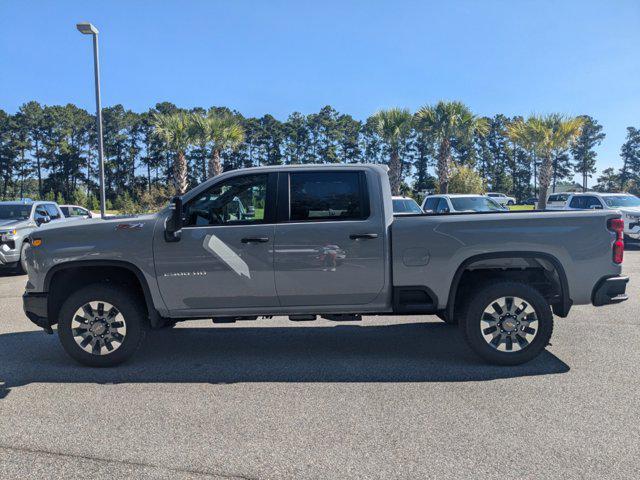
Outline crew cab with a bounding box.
[22,165,628,367]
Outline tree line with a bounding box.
[1,100,638,211]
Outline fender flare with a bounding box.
[44,260,162,327]
[446,251,572,320]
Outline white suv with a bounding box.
[564,192,640,240]
[486,192,516,206]
[545,192,574,210]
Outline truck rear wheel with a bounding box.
[460,281,553,365]
[57,284,147,367]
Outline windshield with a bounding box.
[602,195,640,208]
[393,199,423,213]
[0,204,32,220]
[450,197,504,212]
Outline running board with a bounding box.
[212,316,258,324]
[321,314,362,322]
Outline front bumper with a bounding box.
[0,244,19,265]
[592,276,629,306]
[23,292,53,332]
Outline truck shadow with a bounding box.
[0,322,569,399]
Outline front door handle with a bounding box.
[241,237,270,243]
[349,233,379,240]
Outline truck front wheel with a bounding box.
[57,284,147,367]
[460,282,553,365]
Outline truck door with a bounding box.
[273,170,386,307]
[154,172,279,314]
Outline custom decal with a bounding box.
[115,223,144,231]
[203,234,251,278]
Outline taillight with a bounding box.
[608,218,624,264]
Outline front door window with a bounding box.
[185,174,268,227]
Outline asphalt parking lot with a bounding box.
[1,251,639,480]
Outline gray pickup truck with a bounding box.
[0,200,66,273]
[23,165,628,367]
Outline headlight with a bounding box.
[0,229,17,241]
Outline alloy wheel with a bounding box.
[71,301,127,355]
[480,296,538,352]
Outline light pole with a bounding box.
[76,22,106,218]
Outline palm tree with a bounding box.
[415,101,487,194]
[191,113,245,179]
[152,112,191,195]
[370,108,413,195]
[508,114,583,209]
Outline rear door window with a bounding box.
[288,171,368,221]
[436,198,449,213]
[583,196,603,209]
[569,197,585,209]
[423,197,439,212]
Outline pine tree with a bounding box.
[571,116,605,191]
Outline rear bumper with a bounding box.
[592,276,629,306]
[23,292,53,332]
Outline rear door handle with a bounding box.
[349,233,379,240]
[241,237,270,243]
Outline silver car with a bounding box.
[0,200,66,272]
[421,194,506,214]
[392,196,423,214]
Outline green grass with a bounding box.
[508,205,534,211]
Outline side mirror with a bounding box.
[165,196,183,242]
[590,204,603,210]
[35,212,51,226]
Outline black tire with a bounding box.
[57,284,147,367]
[460,281,553,365]
[16,242,29,274]
[507,201,515,206]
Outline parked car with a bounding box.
[486,192,516,206]
[564,192,640,240]
[23,165,627,367]
[545,192,573,210]
[422,194,506,213]
[59,205,93,218]
[522,197,538,206]
[392,196,423,214]
[0,200,66,273]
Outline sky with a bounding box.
[1,0,639,182]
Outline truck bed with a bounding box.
[391,209,621,309]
